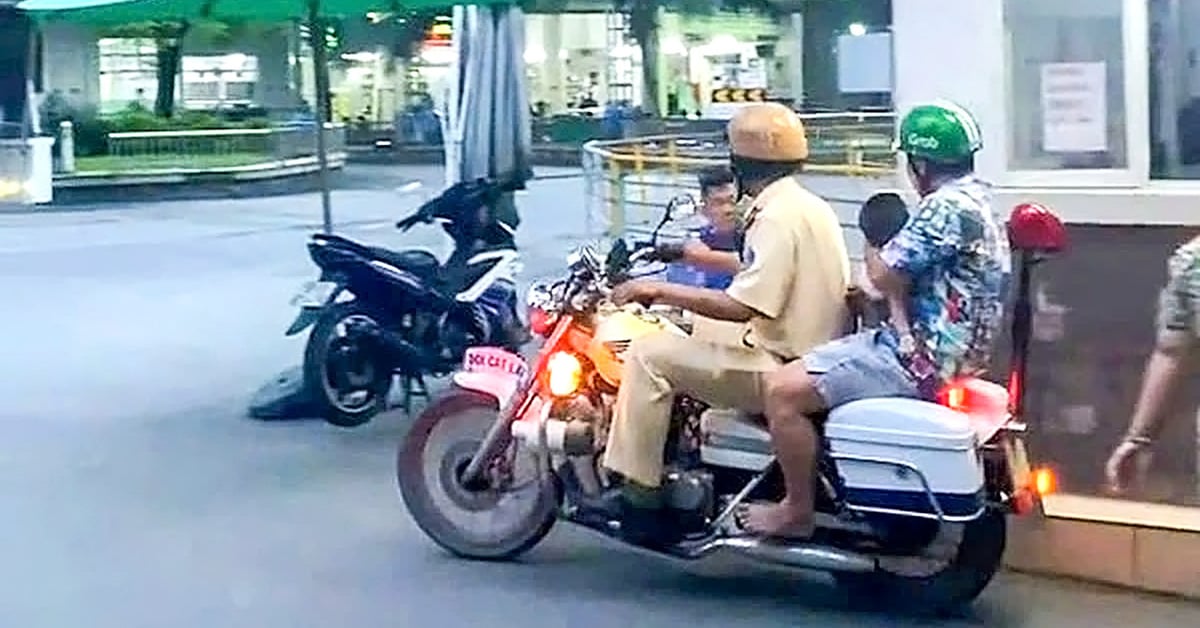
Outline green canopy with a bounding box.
[17,0,511,23]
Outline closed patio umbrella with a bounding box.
[444,3,531,230]
[18,0,517,232]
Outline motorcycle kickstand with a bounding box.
[399,375,429,414]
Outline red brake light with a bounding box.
[528,306,554,336]
[1008,202,1067,254]
[938,382,969,413]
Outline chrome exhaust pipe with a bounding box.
[686,536,877,573]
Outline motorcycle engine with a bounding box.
[662,467,715,533]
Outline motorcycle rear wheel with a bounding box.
[834,509,1007,617]
[303,301,393,428]
[397,388,560,560]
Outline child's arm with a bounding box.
[886,293,917,352]
[682,241,741,275]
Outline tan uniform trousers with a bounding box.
[602,330,780,488]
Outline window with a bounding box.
[1149,0,1200,179]
[1004,0,1128,171]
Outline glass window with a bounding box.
[1004,0,1127,170]
[1021,226,1199,508]
[1149,0,1200,179]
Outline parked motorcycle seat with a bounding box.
[369,247,441,283]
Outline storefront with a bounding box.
[894,0,1199,597]
[522,10,791,117]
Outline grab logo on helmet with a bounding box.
[907,134,940,151]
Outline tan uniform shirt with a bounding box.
[725,176,851,360]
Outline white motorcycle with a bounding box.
[395,198,1066,615]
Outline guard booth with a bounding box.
[893,0,1199,598]
[0,4,50,208]
[0,122,32,209]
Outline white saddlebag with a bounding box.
[826,398,985,520]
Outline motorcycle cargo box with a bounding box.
[825,398,984,519]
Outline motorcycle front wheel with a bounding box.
[303,301,393,428]
[397,388,560,560]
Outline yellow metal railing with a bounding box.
[581,112,899,239]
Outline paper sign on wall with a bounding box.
[1040,62,1108,153]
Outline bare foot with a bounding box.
[737,501,815,539]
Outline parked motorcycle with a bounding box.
[396,196,1066,615]
[286,177,529,427]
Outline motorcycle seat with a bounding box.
[369,247,441,283]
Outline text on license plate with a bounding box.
[290,281,337,307]
[461,346,528,378]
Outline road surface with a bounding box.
[0,165,1196,628]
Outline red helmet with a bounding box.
[1008,203,1067,253]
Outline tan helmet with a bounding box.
[727,103,809,162]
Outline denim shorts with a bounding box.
[800,330,921,409]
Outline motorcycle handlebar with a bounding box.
[398,175,526,231]
[395,213,424,231]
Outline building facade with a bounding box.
[894,0,1199,595]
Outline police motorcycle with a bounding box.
[286,177,529,428]
[395,193,1066,615]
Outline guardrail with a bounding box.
[98,123,347,171]
[580,112,899,243]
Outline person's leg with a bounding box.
[602,333,688,494]
[602,335,775,501]
[741,332,919,538]
[738,361,827,537]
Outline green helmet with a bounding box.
[895,101,983,163]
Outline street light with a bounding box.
[848,22,867,37]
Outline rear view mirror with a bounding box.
[666,193,698,218]
[1008,203,1067,254]
[606,238,631,277]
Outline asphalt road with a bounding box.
[1,165,1197,628]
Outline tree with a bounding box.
[101,21,188,117]
[100,20,288,118]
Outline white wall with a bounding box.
[891,0,1200,227]
[892,0,1007,183]
[40,23,99,106]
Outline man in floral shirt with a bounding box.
[740,101,1011,538]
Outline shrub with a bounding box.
[40,98,278,157]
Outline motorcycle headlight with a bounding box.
[546,351,584,397]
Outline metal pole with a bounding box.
[307,0,333,234]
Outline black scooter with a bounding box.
[286,177,530,427]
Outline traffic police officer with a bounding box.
[588,103,852,538]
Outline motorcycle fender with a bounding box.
[451,347,529,404]
[285,307,323,336]
[285,282,345,336]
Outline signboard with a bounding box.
[711,88,767,104]
[424,20,452,47]
[1040,62,1108,153]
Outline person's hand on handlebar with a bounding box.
[651,241,687,263]
[612,279,663,307]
